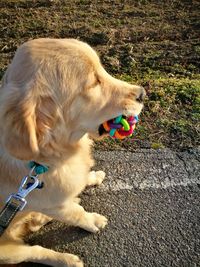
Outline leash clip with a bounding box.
[6,167,40,211]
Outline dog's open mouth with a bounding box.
[98,124,108,136]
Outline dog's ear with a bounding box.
[0,83,61,160]
[0,86,61,160]
[0,88,39,160]
[35,96,61,149]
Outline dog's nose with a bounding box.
[136,87,146,103]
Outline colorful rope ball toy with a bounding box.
[102,115,138,139]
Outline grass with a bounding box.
[0,0,200,150]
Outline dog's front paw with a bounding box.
[60,253,84,267]
[87,170,106,186]
[81,212,108,233]
[95,171,106,185]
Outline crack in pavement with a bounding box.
[90,149,200,191]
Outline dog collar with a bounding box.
[28,161,49,175]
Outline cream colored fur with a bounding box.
[0,38,145,267]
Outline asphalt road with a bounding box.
[2,149,200,267]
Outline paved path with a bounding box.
[4,149,200,267]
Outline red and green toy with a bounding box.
[102,115,138,139]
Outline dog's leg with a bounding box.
[0,213,83,267]
[73,197,81,204]
[44,201,108,233]
[87,170,106,186]
[25,212,52,233]
[0,242,83,267]
[4,212,52,242]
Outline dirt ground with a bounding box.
[0,0,200,150]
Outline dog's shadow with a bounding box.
[27,220,89,247]
[11,221,90,267]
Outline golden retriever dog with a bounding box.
[0,38,145,266]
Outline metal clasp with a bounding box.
[6,167,40,211]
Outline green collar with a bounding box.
[28,161,49,175]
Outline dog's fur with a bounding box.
[0,38,145,267]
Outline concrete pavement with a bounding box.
[10,149,200,266]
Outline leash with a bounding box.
[0,161,48,237]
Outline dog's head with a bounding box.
[0,39,145,161]
[68,72,145,140]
